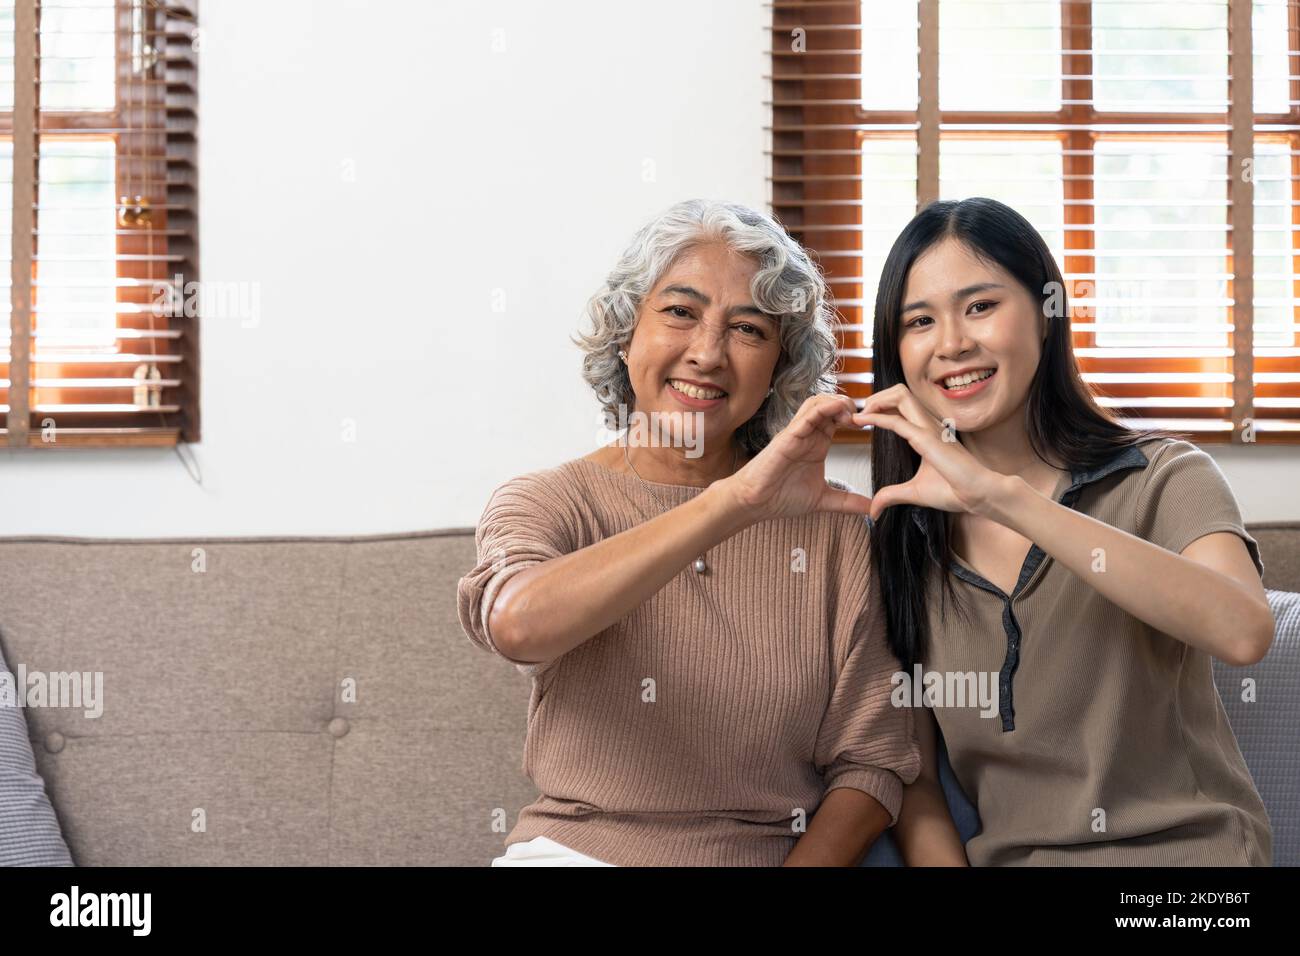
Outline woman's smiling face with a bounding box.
[896,236,1044,434]
[624,241,782,451]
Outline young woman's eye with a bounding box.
[969,300,996,315]
[904,315,933,329]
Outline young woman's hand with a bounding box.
[852,384,1008,521]
[724,394,873,521]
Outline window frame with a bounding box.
[2,0,199,449]
[769,0,1300,445]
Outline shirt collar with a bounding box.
[905,442,1151,535]
[1060,441,1150,494]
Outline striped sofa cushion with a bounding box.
[1,639,73,866]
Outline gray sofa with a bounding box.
[1,523,1296,866]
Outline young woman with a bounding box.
[851,197,1275,865]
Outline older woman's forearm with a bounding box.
[783,787,891,866]
[488,478,754,663]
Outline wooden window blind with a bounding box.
[769,0,1300,444]
[3,0,198,449]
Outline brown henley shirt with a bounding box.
[914,437,1272,866]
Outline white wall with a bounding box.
[1,0,1295,536]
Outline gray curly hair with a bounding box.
[572,198,840,456]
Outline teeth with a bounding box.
[943,369,995,389]
[669,379,725,400]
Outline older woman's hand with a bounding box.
[724,394,873,521]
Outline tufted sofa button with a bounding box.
[45,731,66,754]
[328,717,349,739]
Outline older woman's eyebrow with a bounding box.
[901,282,1006,314]
[659,284,769,320]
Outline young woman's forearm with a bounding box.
[894,780,968,866]
[983,476,1274,666]
[894,707,968,866]
[488,479,754,663]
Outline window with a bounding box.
[769,0,1300,443]
[2,0,199,448]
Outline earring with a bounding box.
[767,387,774,396]
[618,349,628,363]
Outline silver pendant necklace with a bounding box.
[623,441,740,574]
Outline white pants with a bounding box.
[490,835,616,867]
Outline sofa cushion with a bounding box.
[1212,589,1300,867]
[0,637,73,866]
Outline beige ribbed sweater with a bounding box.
[456,457,920,866]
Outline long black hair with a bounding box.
[869,197,1167,667]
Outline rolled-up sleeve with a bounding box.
[455,470,578,676]
[813,581,922,826]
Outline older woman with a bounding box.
[457,199,918,866]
